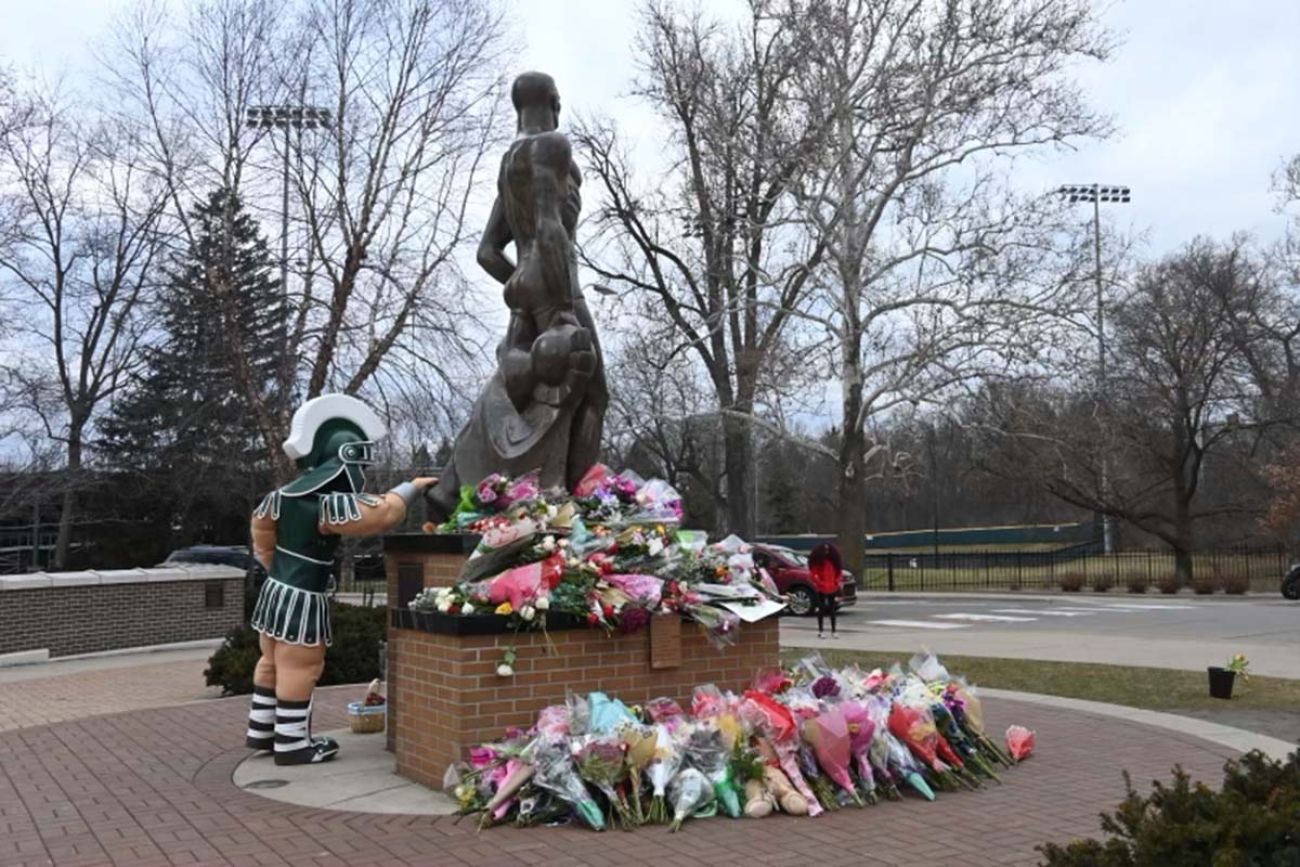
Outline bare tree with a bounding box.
[106,0,506,477]
[979,240,1281,582]
[786,0,1110,574]
[283,0,506,403]
[0,91,167,567]
[575,0,832,537]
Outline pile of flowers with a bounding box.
[447,651,1033,831]
[410,466,784,646]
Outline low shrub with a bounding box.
[1038,749,1300,867]
[205,602,386,696]
[1222,573,1250,595]
[1191,572,1219,595]
[1059,571,1086,592]
[1090,572,1115,593]
[1124,572,1149,594]
[1156,573,1180,594]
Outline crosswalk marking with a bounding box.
[933,613,1038,623]
[992,608,1096,617]
[1100,603,1196,610]
[1051,606,1137,613]
[867,619,970,630]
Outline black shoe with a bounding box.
[245,735,275,752]
[274,736,340,766]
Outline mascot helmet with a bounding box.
[280,394,387,496]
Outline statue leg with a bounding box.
[245,632,279,752]
[271,640,336,766]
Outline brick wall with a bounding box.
[391,617,780,789]
[383,533,479,752]
[0,569,245,658]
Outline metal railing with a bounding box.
[862,544,1291,593]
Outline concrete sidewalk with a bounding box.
[0,643,221,732]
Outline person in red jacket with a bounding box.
[807,541,843,638]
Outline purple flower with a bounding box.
[617,605,651,635]
[812,675,841,700]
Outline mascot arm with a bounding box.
[250,490,281,568]
[317,492,408,537]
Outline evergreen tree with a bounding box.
[100,187,287,554]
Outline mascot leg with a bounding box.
[244,633,279,751]
[272,640,337,766]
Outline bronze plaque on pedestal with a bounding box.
[649,613,682,670]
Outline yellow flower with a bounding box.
[495,601,513,616]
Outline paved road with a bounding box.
[783,594,1300,677]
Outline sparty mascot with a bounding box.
[245,394,436,765]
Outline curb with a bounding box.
[852,591,1280,604]
[0,638,222,671]
[986,688,1296,761]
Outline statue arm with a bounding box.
[477,197,515,285]
[533,135,575,312]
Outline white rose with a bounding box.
[462,603,475,615]
[542,536,556,551]
[647,538,664,557]
[520,605,536,621]
[437,600,451,613]
[547,504,558,519]
[535,596,550,611]
[496,663,514,677]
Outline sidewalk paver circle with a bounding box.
[0,684,1239,866]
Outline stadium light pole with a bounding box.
[1058,183,1130,555]
[245,104,333,296]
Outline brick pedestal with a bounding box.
[383,533,479,753]
[389,614,779,789]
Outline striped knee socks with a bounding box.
[273,697,339,765]
[245,685,276,751]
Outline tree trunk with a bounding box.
[722,411,754,537]
[836,419,867,582]
[53,432,82,570]
[1173,496,1194,587]
[836,324,866,580]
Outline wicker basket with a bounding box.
[347,701,386,734]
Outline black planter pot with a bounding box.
[1207,666,1236,700]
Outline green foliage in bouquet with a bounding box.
[205,603,386,695]
[1038,749,1300,866]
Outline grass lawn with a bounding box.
[781,648,1300,714]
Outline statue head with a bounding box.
[512,71,560,133]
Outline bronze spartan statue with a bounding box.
[428,72,607,518]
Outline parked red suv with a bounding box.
[751,543,858,616]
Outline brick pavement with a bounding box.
[0,683,1239,867]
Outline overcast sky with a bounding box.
[2,0,1297,255]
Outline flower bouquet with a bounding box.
[839,700,879,803]
[572,734,633,829]
[801,705,864,806]
[668,767,716,831]
[684,723,742,818]
[529,737,605,830]
[645,723,684,824]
